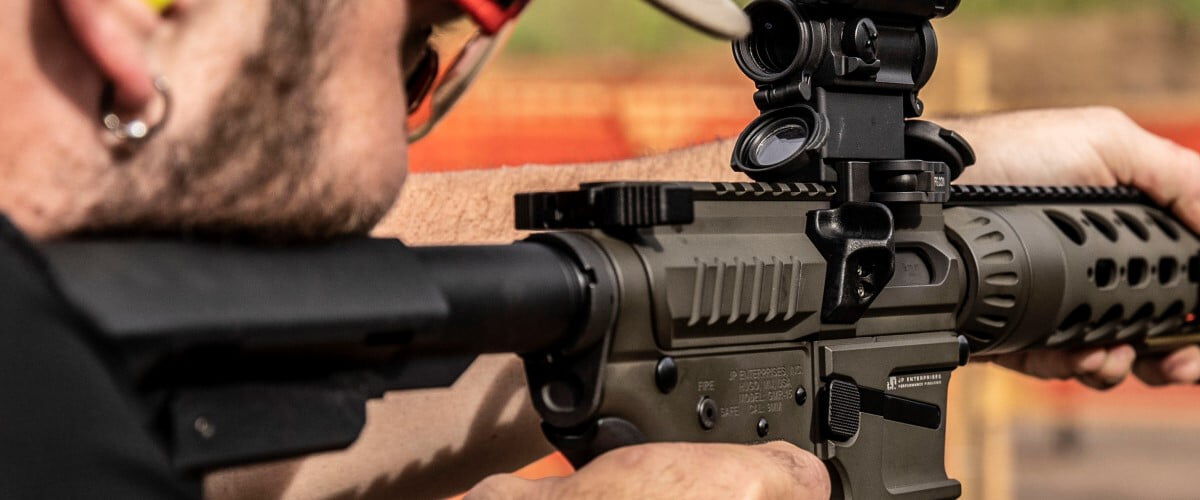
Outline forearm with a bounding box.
[205,355,549,500]
[383,113,1119,246]
[383,139,745,245]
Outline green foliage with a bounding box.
[506,0,1200,55]
[506,0,730,55]
[958,0,1200,17]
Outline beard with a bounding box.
[76,0,397,243]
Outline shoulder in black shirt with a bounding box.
[0,217,198,499]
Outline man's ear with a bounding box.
[56,0,174,112]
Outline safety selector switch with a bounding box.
[823,379,862,442]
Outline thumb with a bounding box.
[753,441,832,499]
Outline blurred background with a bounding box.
[417,1,1200,498]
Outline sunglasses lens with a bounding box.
[407,23,515,143]
[405,48,439,113]
[406,2,528,143]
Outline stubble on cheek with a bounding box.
[316,0,413,231]
[77,0,400,243]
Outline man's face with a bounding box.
[78,0,460,241]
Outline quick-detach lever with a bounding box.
[904,120,976,182]
[822,379,941,443]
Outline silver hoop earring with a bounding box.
[102,76,173,145]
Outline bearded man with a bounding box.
[2,1,1198,498]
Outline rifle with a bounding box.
[37,0,1200,497]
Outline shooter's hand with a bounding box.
[950,106,1200,388]
[465,442,830,500]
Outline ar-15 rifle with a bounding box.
[37,0,1200,498]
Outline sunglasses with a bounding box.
[405,0,531,143]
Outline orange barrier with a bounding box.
[410,79,754,171]
[410,79,1200,174]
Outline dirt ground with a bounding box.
[1014,420,1200,499]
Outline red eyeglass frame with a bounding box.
[454,0,531,36]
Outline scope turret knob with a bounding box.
[845,18,880,64]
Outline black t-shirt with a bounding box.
[0,218,197,498]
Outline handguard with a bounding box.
[516,181,1199,499]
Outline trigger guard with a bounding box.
[542,417,648,468]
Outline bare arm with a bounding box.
[382,139,745,244]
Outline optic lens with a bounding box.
[751,7,799,74]
[732,105,825,181]
[753,123,809,166]
[734,1,804,82]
